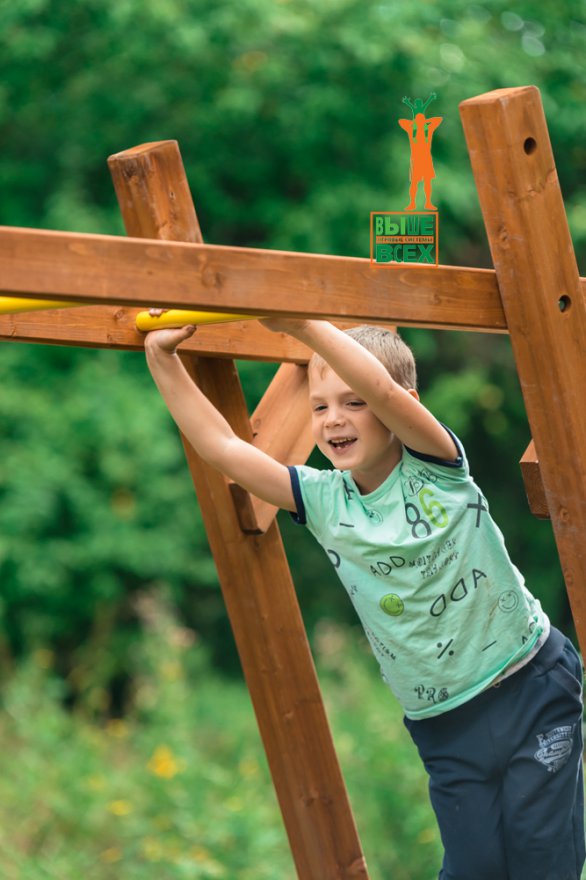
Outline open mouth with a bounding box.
[328,437,357,451]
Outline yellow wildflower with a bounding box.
[107,799,133,816]
[147,745,182,779]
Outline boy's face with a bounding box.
[308,365,401,493]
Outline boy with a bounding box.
[145,315,585,880]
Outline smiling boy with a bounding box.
[145,316,584,880]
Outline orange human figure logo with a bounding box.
[399,94,442,211]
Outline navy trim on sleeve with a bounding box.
[404,424,464,469]
[287,465,307,525]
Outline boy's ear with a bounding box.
[407,388,420,401]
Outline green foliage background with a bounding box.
[0,0,585,876]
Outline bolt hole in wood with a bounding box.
[523,136,537,154]
[558,295,572,313]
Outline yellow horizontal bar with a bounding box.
[135,310,257,331]
[0,297,257,330]
[0,296,72,315]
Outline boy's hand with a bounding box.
[144,309,196,354]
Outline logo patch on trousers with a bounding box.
[534,725,575,773]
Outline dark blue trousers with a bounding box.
[404,627,585,880]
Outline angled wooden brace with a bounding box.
[229,362,313,534]
[460,87,586,651]
[108,141,368,880]
[520,440,549,520]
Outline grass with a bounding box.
[0,600,580,879]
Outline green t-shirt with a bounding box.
[289,432,548,720]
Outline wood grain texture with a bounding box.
[0,304,313,361]
[0,306,365,363]
[460,86,586,646]
[0,223,507,330]
[180,356,367,879]
[520,440,549,520]
[109,140,368,879]
[229,363,314,533]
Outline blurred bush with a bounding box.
[0,596,441,880]
[0,3,583,876]
[0,0,582,694]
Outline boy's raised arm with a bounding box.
[262,318,459,462]
[144,325,296,512]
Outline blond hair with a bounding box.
[309,325,417,390]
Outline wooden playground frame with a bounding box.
[0,86,584,879]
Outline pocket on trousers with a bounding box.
[549,651,584,702]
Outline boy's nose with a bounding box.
[325,408,345,427]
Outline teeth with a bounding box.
[330,438,355,446]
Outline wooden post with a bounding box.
[460,87,586,649]
[108,141,368,880]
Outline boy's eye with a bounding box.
[311,400,364,412]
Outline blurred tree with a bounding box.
[0,0,583,700]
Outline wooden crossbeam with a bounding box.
[0,224,508,331]
[460,86,586,649]
[3,224,585,332]
[0,305,368,368]
[0,305,313,361]
[108,140,368,879]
